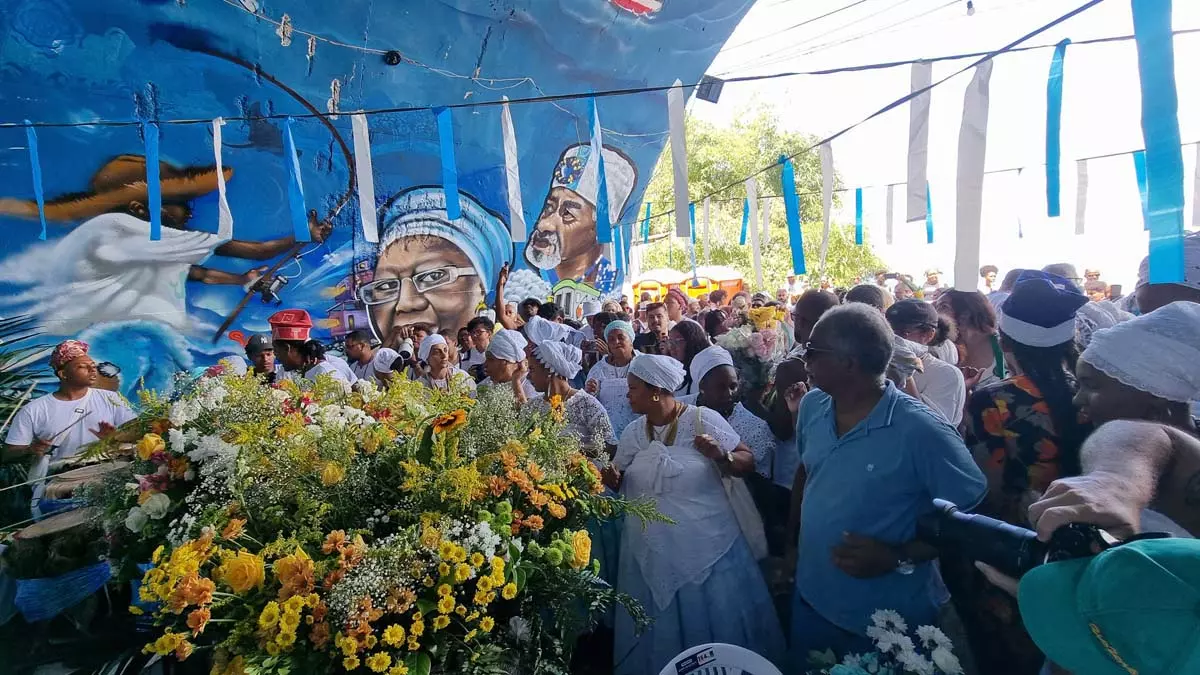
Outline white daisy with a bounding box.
[931,647,963,675]
[897,648,936,675]
[916,625,953,651]
[871,608,909,634]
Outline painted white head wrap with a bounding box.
[629,353,686,392]
[534,341,583,380]
[486,329,528,363]
[689,345,734,388]
[417,334,447,363]
[1079,301,1200,403]
[1136,230,1200,290]
[524,315,572,346]
[371,347,400,373]
[549,144,637,217]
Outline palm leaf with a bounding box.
[0,315,51,421]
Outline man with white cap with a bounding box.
[480,329,537,400]
[525,144,637,294]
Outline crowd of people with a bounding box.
[5,233,1200,675]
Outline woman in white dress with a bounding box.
[605,355,784,674]
[584,320,638,436]
[410,334,476,393]
[479,329,538,400]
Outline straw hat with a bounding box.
[0,154,232,221]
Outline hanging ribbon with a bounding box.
[760,194,771,246]
[282,117,311,243]
[588,96,611,244]
[1075,159,1089,235]
[854,188,864,246]
[954,61,993,292]
[780,157,806,276]
[925,184,934,244]
[702,197,711,264]
[739,198,749,246]
[501,97,526,242]
[1133,150,1149,230]
[818,144,834,274]
[907,61,933,222]
[1015,168,1025,239]
[143,121,162,241]
[641,202,651,244]
[668,79,691,239]
[350,113,377,243]
[885,184,895,245]
[746,177,762,288]
[1132,0,1185,284]
[22,122,46,241]
[212,118,235,241]
[614,218,626,277]
[688,202,699,284]
[434,107,461,221]
[1045,39,1070,218]
[1193,144,1200,230]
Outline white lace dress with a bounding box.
[585,356,638,437]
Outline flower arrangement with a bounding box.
[79,364,658,675]
[807,610,964,675]
[716,306,792,395]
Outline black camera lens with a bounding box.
[917,499,1048,578]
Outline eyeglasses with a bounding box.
[358,266,478,305]
[798,342,834,359]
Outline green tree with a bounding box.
[636,104,883,290]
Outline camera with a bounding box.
[916,499,1112,578]
[396,338,415,362]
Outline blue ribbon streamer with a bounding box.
[434,107,461,221]
[1045,39,1070,218]
[925,184,934,243]
[780,156,806,275]
[282,117,311,243]
[854,187,864,246]
[23,122,47,240]
[688,202,699,283]
[641,203,651,243]
[1132,0,1185,283]
[589,97,612,244]
[1133,150,1150,230]
[739,199,749,246]
[142,122,162,241]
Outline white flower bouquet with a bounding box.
[807,610,964,675]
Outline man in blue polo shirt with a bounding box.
[785,303,986,666]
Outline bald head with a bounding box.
[793,289,840,344]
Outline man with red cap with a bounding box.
[268,310,357,384]
[4,339,135,517]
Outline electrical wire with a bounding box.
[719,0,875,53]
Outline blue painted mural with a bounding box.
[0,0,753,394]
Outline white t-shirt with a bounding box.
[0,212,225,335]
[6,389,136,504]
[914,353,966,426]
[350,356,377,381]
[303,358,356,384]
[462,348,487,371]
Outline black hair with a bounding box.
[979,264,999,276]
[301,340,326,361]
[345,330,373,345]
[563,318,583,330]
[844,284,887,310]
[934,290,997,335]
[537,302,563,321]
[702,308,727,338]
[998,268,1026,293]
[709,289,728,305]
[670,320,712,391]
[592,311,616,332]
[886,299,955,346]
[999,332,1086,478]
[466,316,494,333]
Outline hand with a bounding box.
[784,382,809,415]
[601,465,621,491]
[831,533,898,579]
[693,434,723,461]
[960,366,984,390]
[585,379,599,394]
[28,437,52,457]
[593,339,610,356]
[241,266,269,287]
[91,421,118,440]
[497,263,510,289]
[975,561,1019,598]
[1027,473,1141,542]
[307,210,333,243]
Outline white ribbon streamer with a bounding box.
[818,143,834,274]
[760,195,772,246]
[212,118,234,240]
[1192,144,1200,230]
[702,197,711,264]
[953,61,993,292]
[746,177,762,290]
[1076,159,1089,235]
[886,184,895,245]
[501,97,526,242]
[668,80,691,239]
[907,61,933,222]
[350,113,379,243]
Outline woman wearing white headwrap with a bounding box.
[480,329,537,401]
[584,320,639,436]
[410,334,476,393]
[1075,301,1200,430]
[605,354,784,674]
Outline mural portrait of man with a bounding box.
[525,144,636,294]
[362,187,513,342]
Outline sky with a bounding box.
[689,0,1200,290]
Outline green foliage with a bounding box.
[638,105,884,289]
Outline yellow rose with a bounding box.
[321,462,346,486]
[570,531,592,570]
[220,551,265,594]
[136,433,165,461]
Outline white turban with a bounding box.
[524,315,572,346]
[689,345,734,388]
[487,329,528,363]
[1136,230,1200,290]
[629,353,686,392]
[371,347,400,373]
[417,334,446,363]
[534,341,583,380]
[1080,301,1200,402]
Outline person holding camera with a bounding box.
[783,304,986,666]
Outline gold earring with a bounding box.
[652,394,660,402]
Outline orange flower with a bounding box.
[432,410,468,434]
[222,518,247,540]
[183,575,215,606]
[527,491,550,508]
[547,502,567,519]
[322,530,348,554]
[175,639,194,661]
[980,406,1011,437]
[310,621,331,649]
[167,456,191,480]
[488,476,510,497]
[149,418,172,435]
[274,547,316,600]
[524,515,544,531]
[527,463,545,482]
[187,607,211,636]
